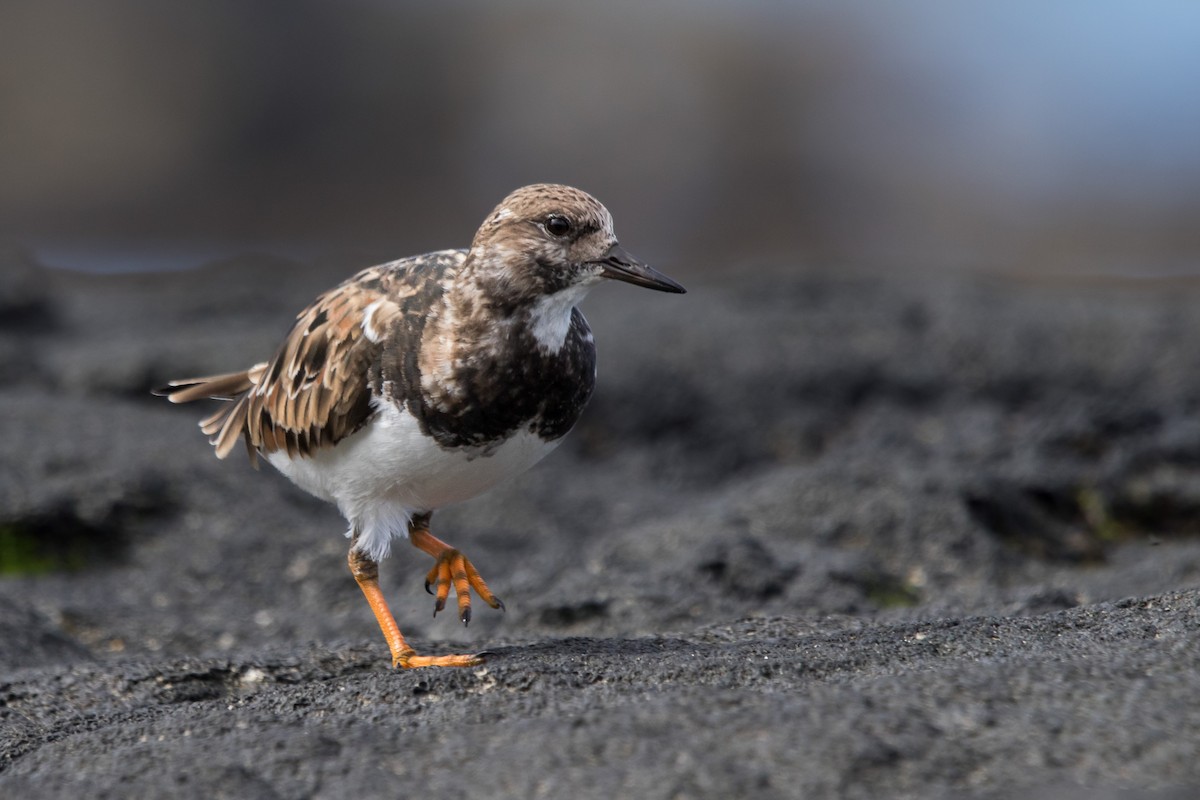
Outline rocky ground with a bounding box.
[1,244,1199,798]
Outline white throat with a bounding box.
[528,283,593,352]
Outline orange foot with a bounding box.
[409,517,505,625]
[394,648,486,669]
[348,540,488,669]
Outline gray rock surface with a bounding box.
[2,251,1199,798]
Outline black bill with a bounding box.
[591,243,686,294]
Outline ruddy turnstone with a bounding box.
[156,184,685,668]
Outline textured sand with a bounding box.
[2,250,1199,798]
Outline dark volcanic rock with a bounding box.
[2,253,1200,798]
[0,595,92,670]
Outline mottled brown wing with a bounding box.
[205,264,415,463]
[158,251,467,464]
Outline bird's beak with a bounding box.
[591,243,686,294]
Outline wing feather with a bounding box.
[158,251,464,463]
[240,266,408,459]
[158,263,419,462]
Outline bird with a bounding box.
[156,184,685,668]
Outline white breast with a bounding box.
[265,402,561,560]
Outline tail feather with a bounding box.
[199,406,225,436]
[154,368,261,403]
[214,395,256,464]
[154,364,268,464]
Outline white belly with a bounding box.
[265,402,561,560]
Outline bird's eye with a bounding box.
[545,215,573,237]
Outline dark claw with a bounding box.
[461,606,472,626]
[474,650,495,660]
[434,597,445,615]
[424,580,433,595]
[495,597,506,613]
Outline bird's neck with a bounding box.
[524,283,592,354]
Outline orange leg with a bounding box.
[347,543,484,669]
[408,512,505,625]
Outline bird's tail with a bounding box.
[152,364,268,462]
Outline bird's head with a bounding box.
[468,184,685,307]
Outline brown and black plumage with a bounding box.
[158,184,685,668]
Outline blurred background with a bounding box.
[2,0,1200,277]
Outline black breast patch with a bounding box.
[375,285,597,452]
